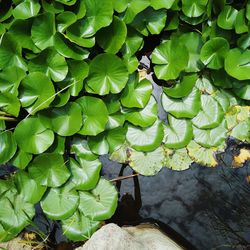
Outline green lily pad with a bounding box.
[0,195,35,240]
[31,12,55,50]
[13,0,40,19]
[161,87,201,118]
[192,95,224,129]
[182,0,208,18]
[62,210,100,241]
[19,72,55,114]
[235,9,248,34]
[14,171,46,204]
[86,53,129,95]
[126,120,164,152]
[121,74,152,108]
[49,102,83,136]
[225,48,250,80]
[0,92,20,117]
[128,147,164,175]
[217,6,238,30]
[71,138,98,161]
[70,157,102,190]
[96,16,127,54]
[109,143,129,164]
[28,49,68,82]
[78,178,118,221]
[150,0,175,9]
[14,117,54,154]
[41,182,79,220]
[230,120,250,142]
[152,39,189,80]
[76,96,108,136]
[131,7,167,36]
[125,96,158,127]
[28,153,70,187]
[200,37,229,69]
[0,34,27,70]
[10,149,32,170]
[55,0,77,6]
[164,148,192,171]
[0,131,17,165]
[54,32,90,60]
[193,120,227,148]
[164,115,193,149]
[56,11,77,33]
[163,74,197,98]
[187,140,224,167]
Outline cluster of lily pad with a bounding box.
[0,0,249,243]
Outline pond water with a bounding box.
[101,155,250,250]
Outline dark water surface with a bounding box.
[101,155,250,250]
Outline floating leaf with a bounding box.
[230,120,250,142]
[225,49,250,80]
[14,171,46,204]
[28,153,70,187]
[150,0,175,10]
[29,49,68,82]
[31,12,55,50]
[86,53,129,95]
[187,140,220,167]
[56,11,77,33]
[152,40,189,80]
[41,182,79,220]
[78,178,118,221]
[164,148,192,171]
[163,74,197,98]
[126,120,164,152]
[235,9,248,34]
[76,96,108,136]
[14,117,54,154]
[10,149,32,170]
[0,92,20,117]
[0,131,17,165]
[128,147,164,175]
[161,87,201,118]
[49,102,83,136]
[125,96,158,127]
[182,0,208,18]
[164,115,193,149]
[217,6,238,30]
[70,157,102,190]
[13,0,40,19]
[62,211,100,241]
[200,37,229,69]
[193,120,227,147]
[0,34,27,70]
[121,74,152,108]
[19,72,55,114]
[96,16,127,54]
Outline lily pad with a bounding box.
[161,87,201,118]
[163,115,193,149]
[19,72,55,114]
[96,16,127,54]
[164,148,192,171]
[128,147,164,176]
[224,48,250,80]
[76,96,108,136]
[0,92,20,117]
[217,6,238,30]
[14,117,54,154]
[163,74,197,98]
[31,12,55,50]
[192,95,224,129]
[126,120,164,152]
[193,120,227,148]
[70,157,102,190]
[200,37,229,69]
[62,211,100,241]
[41,182,79,220]
[182,0,208,18]
[78,178,118,221]
[28,153,70,187]
[49,102,83,136]
[0,131,17,165]
[28,49,68,82]
[13,0,40,19]
[121,74,152,108]
[152,39,189,80]
[10,150,32,170]
[86,53,129,95]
